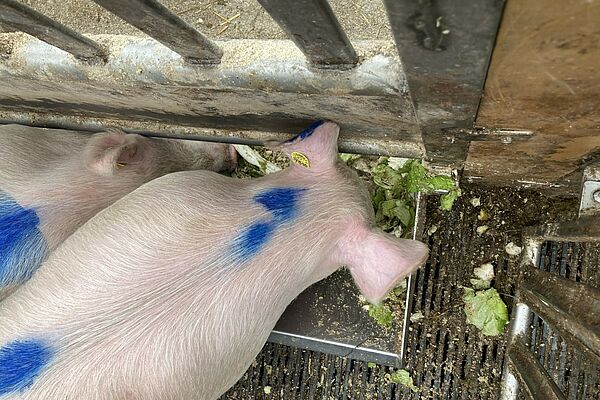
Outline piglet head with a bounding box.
[83,129,157,177]
[275,120,429,304]
[272,120,341,173]
[83,129,237,177]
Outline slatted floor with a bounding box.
[517,241,600,400]
[221,186,598,399]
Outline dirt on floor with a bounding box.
[402,183,579,399]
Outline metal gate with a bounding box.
[0,0,504,165]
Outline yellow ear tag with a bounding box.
[291,151,310,168]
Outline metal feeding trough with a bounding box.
[270,194,425,368]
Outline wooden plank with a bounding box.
[91,0,222,64]
[0,0,105,63]
[256,0,357,66]
[383,0,506,166]
[468,0,600,188]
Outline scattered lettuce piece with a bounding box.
[367,303,394,329]
[472,263,494,289]
[440,188,462,211]
[387,369,420,392]
[371,159,460,238]
[339,153,361,163]
[470,279,490,290]
[463,288,508,336]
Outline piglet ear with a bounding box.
[270,120,340,172]
[336,228,429,304]
[84,130,151,176]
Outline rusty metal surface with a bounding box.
[256,0,357,67]
[468,0,600,188]
[0,0,105,62]
[383,0,506,166]
[90,0,222,64]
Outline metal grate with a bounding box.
[522,241,600,399]
[221,342,412,399]
[223,185,584,399]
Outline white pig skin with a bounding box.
[0,124,236,300]
[0,121,428,400]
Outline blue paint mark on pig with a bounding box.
[285,120,324,143]
[234,221,276,260]
[0,190,49,288]
[233,187,307,261]
[0,339,54,395]
[254,187,307,223]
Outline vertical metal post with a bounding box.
[0,0,106,63]
[257,0,357,67]
[91,0,222,64]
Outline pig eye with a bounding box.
[116,162,127,168]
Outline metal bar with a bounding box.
[0,116,424,158]
[0,0,105,63]
[524,217,600,243]
[580,164,600,217]
[500,239,542,400]
[383,0,506,166]
[501,302,534,400]
[90,0,222,64]
[507,337,567,400]
[521,267,600,366]
[256,0,357,67]
[398,191,425,367]
[268,331,401,367]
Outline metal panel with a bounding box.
[256,0,357,67]
[383,0,506,165]
[0,0,105,63]
[90,0,222,64]
[507,338,567,400]
[469,0,600,189]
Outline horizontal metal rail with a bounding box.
[256,0,357,67]
[0,0,105,63]
[90,0,222,65]
[507,337,566,400]
[527,217,600,242]
[520,266,600,366]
